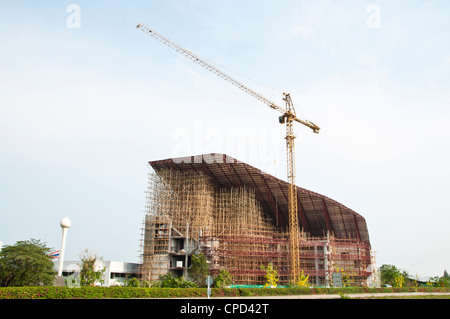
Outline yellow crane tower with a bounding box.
[136,23,320,284]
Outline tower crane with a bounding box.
[136,23,320,284]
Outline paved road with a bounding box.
[214,292,450,299]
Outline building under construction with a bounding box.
[139,153,375,287]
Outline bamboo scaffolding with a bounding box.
[139,168,373,287]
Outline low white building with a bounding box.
[54,260,140,287]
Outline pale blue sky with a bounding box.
[1,1,449,278]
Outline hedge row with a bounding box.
[1,286,450,299]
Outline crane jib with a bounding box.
[137,22,320,283]
[136,23,319,132]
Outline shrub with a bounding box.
[154,273,198,288]
[1,286,450,299]
[260,263,278,287]
[126,277,140,287]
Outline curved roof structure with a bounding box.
[149,153,370,244]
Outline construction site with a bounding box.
[139,154,375,287]
[136,24,375,287]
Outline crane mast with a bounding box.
[137,23,320,284]
[283,93,301,284]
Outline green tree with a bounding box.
[155,273,177,287]
[429,275,450,287]
[380,264,409,287]
[79,249,106,286]
[0,239,57,287]
[213,269,232,288]
[188,253,209,287]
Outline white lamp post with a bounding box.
[58,217,71,276]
